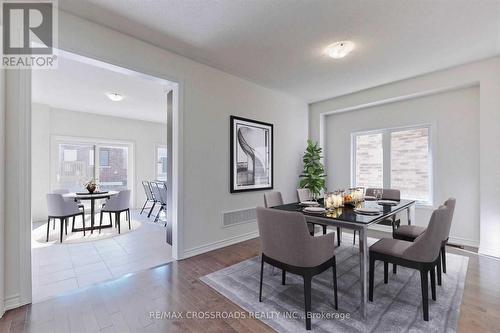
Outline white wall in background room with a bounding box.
[323,86,479,246]
[31,104,166,222]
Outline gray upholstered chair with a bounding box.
[296,188,312,202]
[393,198,456,284]
[51,189,85,230]
[353,188,401,245]
[46,193,85,242]
[264,191,316,236]
[369,204,452,321]
[100,190,131,234]
[257,207,338,330]
[263,191,283,207]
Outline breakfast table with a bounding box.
[63,191,118,233]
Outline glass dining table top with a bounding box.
[270,199,415,225]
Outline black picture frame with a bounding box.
[230,116,274,193]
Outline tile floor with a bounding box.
[31,210,173,303]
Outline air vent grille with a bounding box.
[222,208,257,227]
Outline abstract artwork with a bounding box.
[230,116,273,193]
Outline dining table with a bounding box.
[271,198,416,319]
[63,191,118,233]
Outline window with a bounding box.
[53,139,131,193]
[156,146,168,181]
[352,125,432,204]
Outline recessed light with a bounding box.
[325,41,355,59]
[106,92,124,101]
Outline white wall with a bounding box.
[310,56,500,258]
[31,103,166,222]
[1,11,308,310]
[323,86,479,246]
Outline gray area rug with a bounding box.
[201,236,468,332]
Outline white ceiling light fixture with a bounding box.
[325,41,355,59]
[106,92,124,101]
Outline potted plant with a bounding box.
[83,178,98,194]
[299,140,326,201]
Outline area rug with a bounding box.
[201,235,468,332]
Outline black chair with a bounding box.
[369,204,452,321]
[257,207,338,330]
[140,181,156,215]
[152,181,168,226]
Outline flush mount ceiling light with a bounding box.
[325,41,355,59]
[106,92,124,101]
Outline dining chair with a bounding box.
[296,188,343,246]
[257,207,338,330]
[392,198,456,284]
[149,181,162,218]
[154,181,168,225]
[51,189,85,230]
[369,204,452,321]
[265,191,316,236]
[140,181,156,215]
[352,188,401,245]
[46,193,85,242]
[99,190,131,234]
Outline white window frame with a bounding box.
[50,135,135,204]
[155,143,168,181]
[351,124,433,206]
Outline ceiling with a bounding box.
[59,0,500,103]
[32,55,171,123]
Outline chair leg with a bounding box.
[99,211,103,234]
[384,261,388,284]
[322,225,326,235]
[140,200,147,214]
[154,206,163,223]
[369,256,375,301]
[46,217,50,242]
[420,269,429,321]
[437,256,442,286]
[441,245,447,274]
[393,264,397,274]
[282,269,286,285]
[303,275,312,330]
[117,213,121,234]
[259,256,264,302]
[65,218,68,235]
[82,214,86,236]
[128,209,131,230]
[59,218,64,243]
[332,257,338,310]
[72,216,75,234]
[52,217,55,230]
[148,202,156,218]
[337,227,341,246]
[430,266,436,301]
[353,230,356,245]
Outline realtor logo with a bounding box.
[1,0,58,68]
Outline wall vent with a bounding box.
[222,207,257,227]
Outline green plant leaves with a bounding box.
[299,140,326,198]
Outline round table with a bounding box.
[64,191,118,232]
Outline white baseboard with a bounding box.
[4,294,24,311]
[448,236,479,248]
[478,246,500,259]
[182,230,259,259]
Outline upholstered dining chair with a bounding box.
[392,198,456,284]
[264,191,316,236]
[140,181,156,215]
[369,204,452,321]
[51,189,85,230]
[352,188,401,245]
[99,190,131,234]
[46,194,85,242]
[257,207,338,330]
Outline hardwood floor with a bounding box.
[1,235,500,332]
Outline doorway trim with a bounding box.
[11,48,184,309]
